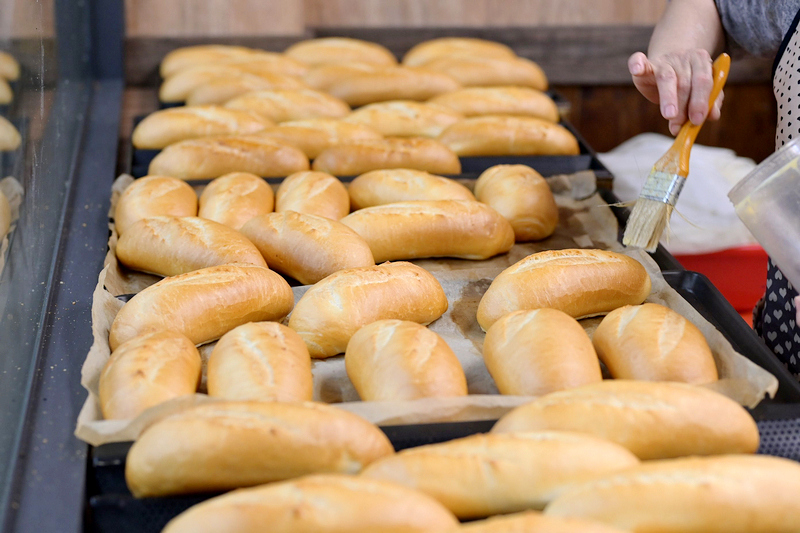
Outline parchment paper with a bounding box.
[0,176,24,275]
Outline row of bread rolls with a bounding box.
[0,51,20,151]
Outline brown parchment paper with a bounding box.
[75,171,778,446]
[0,176,24,274]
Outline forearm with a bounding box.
[649,0,726,59]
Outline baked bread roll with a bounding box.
[340,200,514,262]
[115,216,267,277]
[0,50,20,80]
[114,176,198,235]
[275,170,350,220]
[198,172,274,230]
[148,135,309,180]
[207,322,312,402]
[474,164,558,241]
[285,37,398,67]
[545,455,800,533]
[429,86,559,122]
[0,189,11,238]
[592,303,719,384]
[459,511,629,533]
[312,137,461,176]
[224,89,350,122]
[491,380,760,460]
[99,330,201,420]
[439,115,579,157]
[125,402,394,497]
[402,37,517,67]
[108,263,294,350]
[0,116,21,151]
[418,56,548,90]
[348,169,475,209]
[288,262,448,358]
[362,431,639,518]
[161,474,459,533]
[303,62,380,91]
[483,309,602,396]
[185,72,307,106]
[131,106,272,149]
[325,66,462,107]
[345,320,467,401]
[343,100,463,138]
[160,45,277,78]
[477,249,651,331]
[0,79,11,105]
[258,118,383,159]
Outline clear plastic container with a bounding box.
[728,138,800,289]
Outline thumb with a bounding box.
[628,52,654,78]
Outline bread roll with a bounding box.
[325,66,462,107]
[592,303,719,384]
[116,216,267,277]
[132,106,272,149]
[0,116,21,151]
[477,249,651,331]
[99,330,201,420]
[0,79,11,105]
[303,62,380,91]
[459,511,629,533]
[224,89,350,122]
[345,320,467,401]
[207,322,312,402]
[160,45,274,78]
[275,170,350,220]
[340,200,514,262]
[0,189,11,238]
[114,176,198,235]
[185,72,307,106]
[258,119,383,159]
[162,474,459,533]
[343,100,463,138]
[474,164,558,241]
[545,455,800,533]
[348,169,475,210]
[483,309,601,396]
[439,115,579,157]
[198,172,274,230]
[148,135,309,180]
[285,37,398,67]
[288,262,448,358]
[0,50,20,81]
[362,431,639,518]
[402,37,517,67]
[108,263,294,350]
[491,380,760,460]
[125,402,394,497]
[430,86,559,122]
[418,56,548,90]
[312,137,461,176]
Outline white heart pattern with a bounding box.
[767,278,773,289]
[765,314,773,324]
[777,270,784,280]
[786,340,793,349]
[776,345,785,354]
[780,288,788,297]
[795,333,800,343]
[786,301,793,311]
[768,331,779,341]
[792,355,798,365]
[769,292,779,302]
[791,320,796,328]
[781,323,789,332]
[774,309,784,319]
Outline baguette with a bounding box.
[345,320,467,401]
[257,118,382,159]
[198,172,274,230]
[224,89,350,122]
[477,249,651,331]
[458,511,629,533]
[312,137,461,176]
[439,115,579,157]
[0,189,10,237]
[288,262,448,358]
[418,56,548,90]
[402,37,517,67]
[340,200,514,262]
[284,37,398,67]
[108,263,294,350]
[325,66,461,107]
[0,116,20,151]
[114,176,198,235]
[160,45,275,78]
[99,330,201,420]
[207,322,312,402]
[429,86,559,122]
[491,380,760,460]
[161,474,459,533]
[348,169,475,210]
[303,62,380,91]
[343,100,463,138]
[125,402,394,497]
[148,135,310,180]
[274,170,350,220]
[362,431,638,518]
[185,72,307,106]
[0,50,20,80]
[0,79,11,105]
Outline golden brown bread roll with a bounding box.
[491,380,760,460]
[439,115,580,157]
[418,56,548,90]
[429,86,559,122]
[0,116,21,151]
[402,37,517,67]
[483,309,602,396]
[206,322,312,402]
[340,200,515,262]
[477,249,652,331]
[284,37,398,67]
[198,172,274,230]
[0,79,11,105]
[257,118,383,159]
[343,100,463,138]
[224,88,350,122]
[302,62,380,91]
[114,176,198,235]
[99,330,201,420]
[160,45,277,78]
[474,164,558,241]
[458,511,629,533]
[108,263,294,350]
[325,66,462,107]
[125,402,395,497]
[185,72,307,106]
[148,135,310,180]
[348,169,475,210]
[161,474,460,533]
[312,137,462,176]
[592,303,719,384]
[0,189,10,237]
[0,50,20,81]
[362,431,639,518]
[345,320,467,401]
[274,170,350,220]
[288,262,448,358]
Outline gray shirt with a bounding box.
[716,0,800,57]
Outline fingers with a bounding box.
[628,52,660,105]
[687,50,714,124]
[708,90,724,121]
[653,60,679,122]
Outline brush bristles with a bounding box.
[622,198,673,252]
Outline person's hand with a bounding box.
[628,50,724,136]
